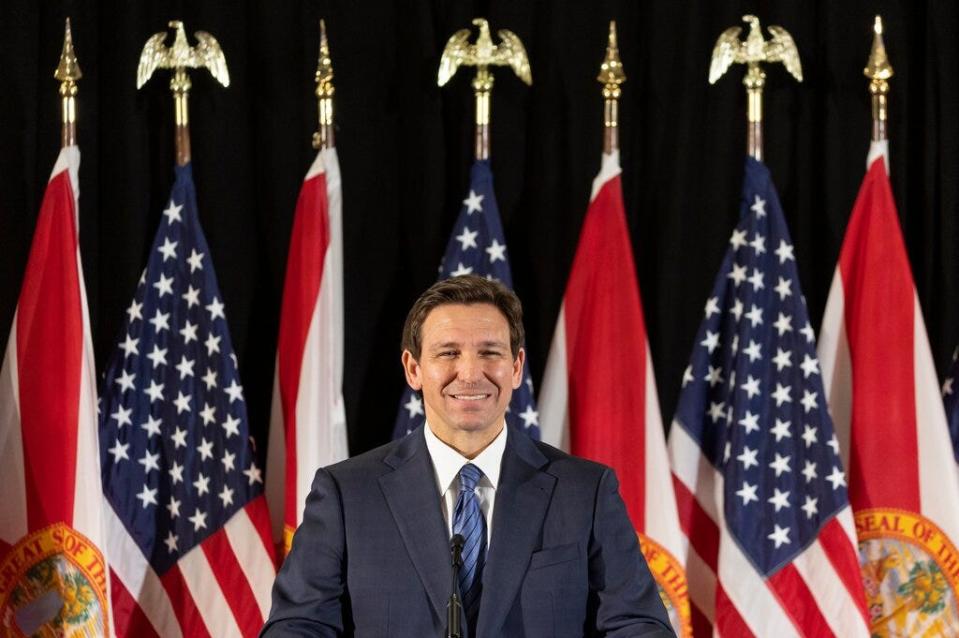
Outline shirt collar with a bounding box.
[423,421,507,493]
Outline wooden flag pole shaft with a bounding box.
[603,99,619,153]
[473,69,492,160]
[317,98,334,150]
[60,84,78,149]
[172,69,192,166]
[745,66,765,161]
[871,87,889,142]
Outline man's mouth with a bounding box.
[448,393,491,401]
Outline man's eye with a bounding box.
[437,351,457,358]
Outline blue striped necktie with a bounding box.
[453,463,486,630]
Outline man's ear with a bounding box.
[511,347,526,389]
[402,350,423,391]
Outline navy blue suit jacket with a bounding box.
[261,426,674,637]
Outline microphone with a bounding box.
[447,534,465,638]
[450,533,464,568]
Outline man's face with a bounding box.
[403,302,524,441]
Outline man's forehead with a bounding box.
[421,302,510,340]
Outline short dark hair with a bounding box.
[402,275,525,359]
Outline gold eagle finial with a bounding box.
[709,14,802,85]
[708,15,802,160]
[136,21,229,165]
[136,20,229,89]
[437,18,531,87]
[437,18,532,160]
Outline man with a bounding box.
[262,275,674,637]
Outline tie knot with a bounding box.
[459,463,483,492]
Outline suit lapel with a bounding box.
[476,429,555,638]
[379,428,451,624]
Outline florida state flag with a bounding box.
[540,151,691,636]
[818,142,959,635]
[0,147,113,635]
[266,147,349,557]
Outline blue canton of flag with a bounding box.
[673,158,851,575]
[99,165,264,573]
[942,350,959,466]
[392,160,540,440]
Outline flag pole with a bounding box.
[313,19,335,150]
[437,18,532,160]
[708,15,803,161]
[136,21,230,166]
[598,21,625,154]
[54,18,81,149]
[864,16,893,143]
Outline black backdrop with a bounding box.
[2,1,957,463]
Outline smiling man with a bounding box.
[262,275,674,637]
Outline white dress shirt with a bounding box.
[423,422,507,547]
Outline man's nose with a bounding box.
[456,354,483,382]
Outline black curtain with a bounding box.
[2,0,957,462]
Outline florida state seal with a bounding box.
[856,509,959,637]
[0,523,109,637]
[639,532,692,637]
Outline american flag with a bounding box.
[944,349,959,467]
[99,164,275,637]
[668,157,869,636]
[392,160,539,440]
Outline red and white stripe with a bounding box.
[0,147,115,634]
[817,143,959,547]
[669,424,870,637]
[266,147,348,556]
[539,151,688,632]
[108,496,275,637]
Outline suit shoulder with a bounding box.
[530,438,611,480]
[323,437,404,480]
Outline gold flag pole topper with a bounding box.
[136,21,230,166]
[55,18,81,149]
[864,16,893,143]
[313,19,335,150]
[708,15,802,161]
[437,18,532,161]
[598,20,625,154]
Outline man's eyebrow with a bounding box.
[427,339,508,350]
[476,340,508,348]
[427,341,464,352]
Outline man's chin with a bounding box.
[448,416,503,434]
[451,419,491,432]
